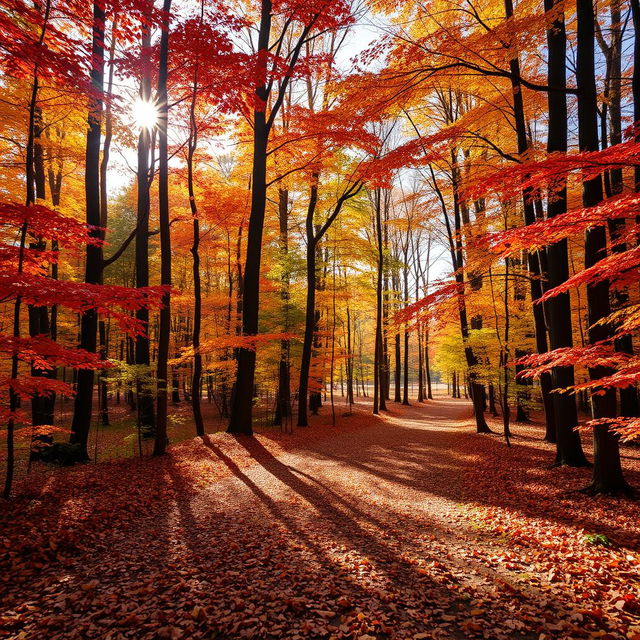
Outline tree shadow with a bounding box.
[198,435,486,638]
[286,402,640,550]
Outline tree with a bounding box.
[298,178,363,426]
[134,6,157,437]
[542,0,588,465]
[228,0,353,435]
[576,0,629,495]
[69,0,105,459]
[153,0,173,456]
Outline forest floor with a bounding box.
[2,397,640,640]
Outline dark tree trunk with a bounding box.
[46,153,60,425]
[96,33,115,431]
[28,277,53,427]
[402,262,410,405]
[4,1,51,496]
[230,1,314,433]
[187,39,205,438]
[411,120,485,421]
[403,327,410,405]
[417,329,424,402]
[171,371,180,403]
[297,183,319,427]
[437,149,490,431]
[489,383,499,416]
[633,0,640,193]
[310,306,323,415]
[424,325,433,399]
[394,329,401,402]
[275,188,291,426]
[298,181,360,425]
[453,182,490,432]
[515,398,529,423]
[504,0,555,440]
[229,0,272,435]
[135,21,156,435]
[374,189,386,413]
[154,0,173,456]
[540,373,556,442]
[189,175,204,437]
[70,0,105,459]
[29,107,55,438]
[543,0,589,465]
[577,0,629,494]
[346,304,354,407]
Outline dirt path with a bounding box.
[2,398,640,640]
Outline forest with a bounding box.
[1,0,640,638]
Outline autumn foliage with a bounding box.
[1,0,640,636]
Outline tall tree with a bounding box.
[576,0,628,494]
[70,0,105,459]
[274,187,292,427]
[228,1,344,434]
[503,0,556,440]
[187,0,205,438]
[541,0,589,466]
[154,0,173,456]
[134,10,157,436]
[298,180,362,426]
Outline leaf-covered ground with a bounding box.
[1,398,640,640]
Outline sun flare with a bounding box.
[132,98,158,131]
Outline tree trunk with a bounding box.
[633,0,640,194]
[542,0,589,465]
[488,383,498,416]
[453,184,489,432]
[154,0,173,456]
[275,188,291,426]
[504,0,555,439]
[29,106,55,438]
[135,20,156,436]
[402,261,410,405]
[4,0,51,495]
[70,0,105,459]
[577,0,629,493]
[228,0,272,435]
[97,34,115,430]
[424,324,433,399]
[374,189,386,413]
[297,183,319,427]
[394,329,401,402]
[187,36,205,438]
[346,303,354,408]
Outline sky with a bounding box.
[106,15,382,194]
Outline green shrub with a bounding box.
[583,533,612,547]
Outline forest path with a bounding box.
[3,397,640,640]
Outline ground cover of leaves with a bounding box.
[1,397,639,640]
